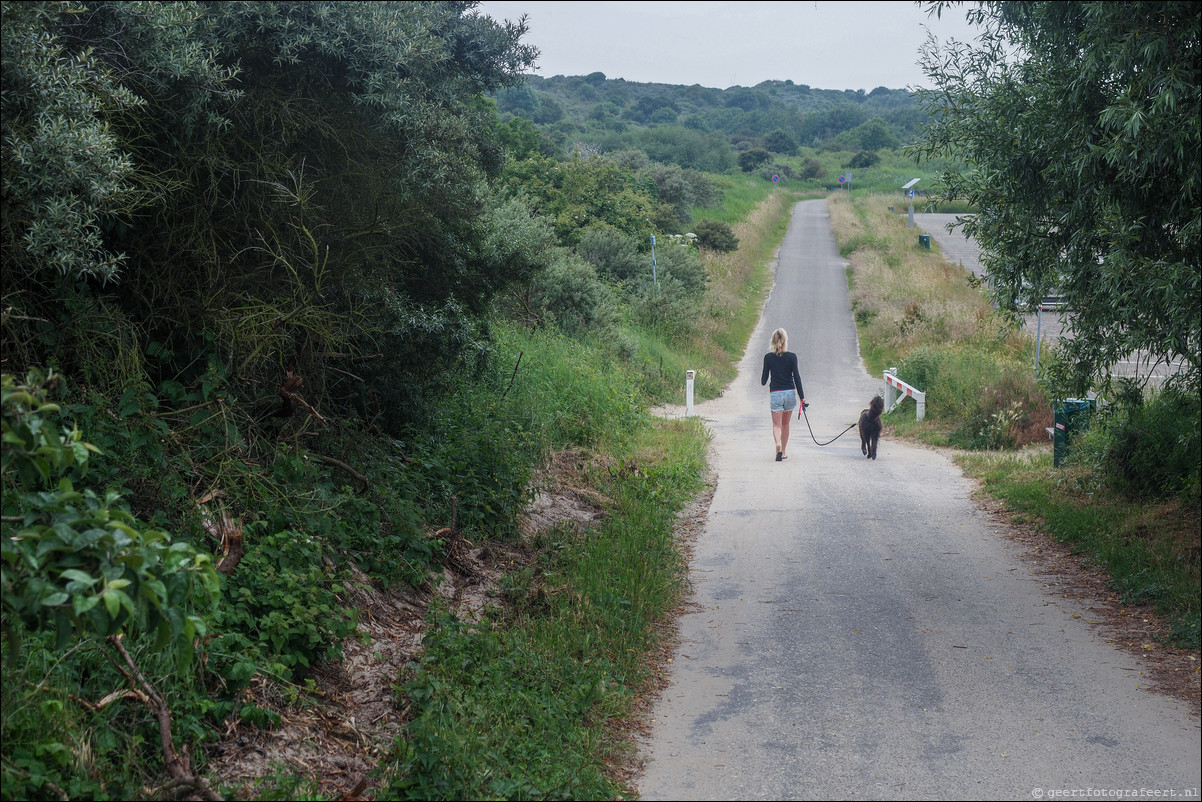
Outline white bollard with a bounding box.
[686,370,695,417]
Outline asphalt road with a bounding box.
[636,200,1200,800]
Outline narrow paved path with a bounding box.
[637,200,1200,800]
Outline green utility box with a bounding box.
[1052,398,1095,467]
[918,234,931,249]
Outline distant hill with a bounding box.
[491,72,926,168]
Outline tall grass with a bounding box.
[693,173,780,225]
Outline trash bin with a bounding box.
[1052,398,1094,467]
[918,234,930,249]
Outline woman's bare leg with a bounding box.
[771,410,784,455]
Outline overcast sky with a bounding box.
[476,1,982,92]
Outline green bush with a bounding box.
[1,370,219,661]
[214,528,357,677]
[654,243,708,295]
[405,411,537,541]
[628,275,702,337]
[2,370,223,799]
[895,346,1048,449]
[692,219,739,253]
[844,150,881,169]
[576,227,645,283]
[529,254,618,336]
[737,147,772,173]
[1101,385,1201,503]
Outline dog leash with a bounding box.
[799,404,858,447]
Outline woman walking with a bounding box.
[761,328,806,461]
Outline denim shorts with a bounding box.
[769,390,797,412]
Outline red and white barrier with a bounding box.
[883,369,926,421]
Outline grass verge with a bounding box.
[378,417,710,800]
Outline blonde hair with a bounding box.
[770,328,787,355]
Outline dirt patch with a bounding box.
[204,450,609,800]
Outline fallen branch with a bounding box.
[70,688,146,712]
[285,389,328,425]
[216,525,244,576]
[501,351,524,402]
[311,453,370,490]
[195,490,244,576]
[107,634,224,801]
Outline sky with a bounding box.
[476,1,982,93]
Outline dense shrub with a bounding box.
[577,227,645,284]
[737,147,772,173]
[214,528,357,676]
[844,150,881,169]
[800,157,826,180]
[654,243,708,295]
[529,254,618,336]
[1100,385,1201,503]
[693,219,739,253]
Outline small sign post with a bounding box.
[903,178,920,228]
[650,234,659,294]
[686,370,695,417]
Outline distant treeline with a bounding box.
[491,73,925,169]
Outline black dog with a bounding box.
[859,395,885,460]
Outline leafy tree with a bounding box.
[844,151,881,169]
[0,1,233,283]
[2,1,539,433]
[913,1,1200,394]
[498,155,659,247]
[847,117,900,151]
[627,126,735,173]
[763,128,799,155]
[497,115,545,160]
[738,147,772,173]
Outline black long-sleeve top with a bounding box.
[761,351,805,396]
